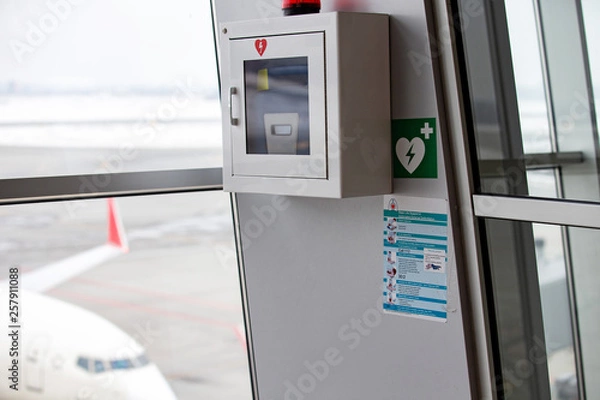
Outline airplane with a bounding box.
[0,199,178,400]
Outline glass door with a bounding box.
[455,0,600,398]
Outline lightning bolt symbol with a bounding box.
[407,143,416,165]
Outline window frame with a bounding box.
[0,168,223,205]
[444,0,600,398]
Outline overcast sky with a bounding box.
[0,0,598,94]
[0,0,218,90]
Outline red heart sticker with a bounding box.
[255,39,267,56]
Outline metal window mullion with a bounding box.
[0,168,224,205]
[473,194,600,229]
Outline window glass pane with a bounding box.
[136,353,150,367]
[0,0,221,179]
[505,0,552,156]
[77,356,90,371]
[581,0,600,133]
[110,359,135,370]
[527,170,558,199]
[482,217,600,399]
[460,0,600,203]
[532,224,577,398]
[0,192,251,399]
[566,224,600,399]
[94,359,106,373]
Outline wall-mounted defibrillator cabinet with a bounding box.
[220,12,391,198]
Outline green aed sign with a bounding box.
[392,118,437,179]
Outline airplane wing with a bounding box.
[19,198,129,293]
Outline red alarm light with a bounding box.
[282,0,321,15]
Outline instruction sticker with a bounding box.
[382,195,448,322]
[392,118,437,178]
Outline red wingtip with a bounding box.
[107,198,129,253]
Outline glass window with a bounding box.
[581,0,600,131]
[77,356,90,372]
[460,0,600,203]
[0,192,251,399]
[94,359,106,373]
[0,0,221,179]
[136,353,150,367]
[482,218,599,399]
[505,0,553,156]
[110,359,134,370]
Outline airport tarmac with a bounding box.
[0,191,252,399]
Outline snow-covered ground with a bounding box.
[0,94,222,149]
[0,94,223,178]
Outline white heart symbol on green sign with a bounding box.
[396,137,426,174]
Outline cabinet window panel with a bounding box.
[0,0,221,179]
